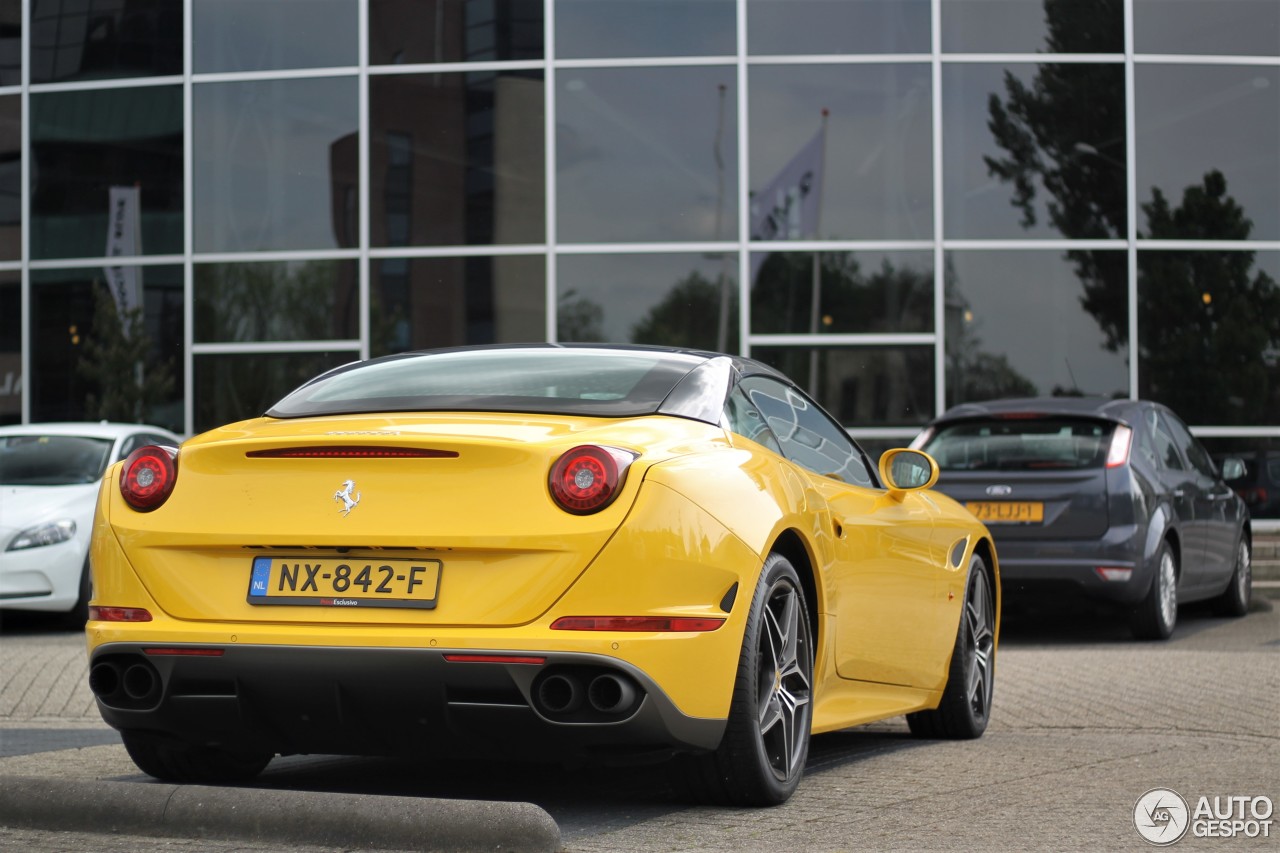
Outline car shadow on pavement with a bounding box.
[997,588,1273,646]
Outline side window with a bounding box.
[723,387,782,454]
[1161,411,1216,479]
[1134,411,1163,471]
[739,376,874,487]
[1147,410,1184,471]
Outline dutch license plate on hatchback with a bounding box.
[965,501,1044,523]
[247,556,442,609]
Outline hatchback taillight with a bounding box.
[1106,425,1132,468]
[548,445,637,514]
[120,445,178,511]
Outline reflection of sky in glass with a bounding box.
[748,0,929,55]
[556,0,735,58]
[946,250,1129,398]
[557,253,734,343]
[1135,0,1280,57]
[194,0,357,73]
[1136,66,1279,241]
[194,77,359,253]
[751,64,932,240]
[556,67,737,243]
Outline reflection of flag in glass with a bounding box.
[750,127,824,241]
[104,186,143,338]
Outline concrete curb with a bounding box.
[0,776,561,852]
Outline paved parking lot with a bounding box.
[0,590,1276,852]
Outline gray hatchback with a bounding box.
[913,397,1252,640]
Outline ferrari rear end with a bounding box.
[86,348,758,781]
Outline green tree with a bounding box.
[630,271,739,352]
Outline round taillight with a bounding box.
[549,445,635,515]
[120,445,178,511]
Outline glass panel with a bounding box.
[369,0,543,65]
[941,0,1122,54]
[752,345,935,427]
[1138,250,1280,426]
[945,250,1129,405]
[556,0,734,59]
[29,266,184,432]
[370,71,544,247]
[1136,65,1280,241]
[1135,0,1280,57]
[751,251,932,334]
[194,261,359,343]
[371,255,545,356]
[738,375,874,486]
[750,64,932,241]
[194,77,358,253]
[944,63,1126,240]
[0,94,19,260]
[0,272,19,424]
[30,0,181,83]
[556,252,738,352]
[747,0,929,55]
[194,351,354,433]
[0,1,20,86]
[1200,436,1280,520]
[557,67,737,243]
[31,86,183,260]
[194,0,356,73]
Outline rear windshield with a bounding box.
[922,418,1115,471]
[268,349,704,419]
[0,435,114,485]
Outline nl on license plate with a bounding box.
[965,501,1045,523]
[248,556,442,609]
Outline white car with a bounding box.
[0,422,182,625]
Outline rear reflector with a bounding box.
[247,446,459,459]
[88,606,153,622]
[1095,567,1133,582]
[551,616,725,632]
[442,654,547,665]
[143,648,225,657]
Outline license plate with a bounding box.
[965,501,1044,523]
[248,556,442,609]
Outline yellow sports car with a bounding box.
[87,345,998,805]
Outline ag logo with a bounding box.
[1134,788,1190,845]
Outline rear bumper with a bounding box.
[993,524,1152,605]
[90,642,726,762]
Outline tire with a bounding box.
[907,554,996,740]
[681,553,814,806]
[1214,536,1251,618]
[57,557,91,630]
[1131,540,1177,640]
[121,731,272,785]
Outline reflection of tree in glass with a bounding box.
[945,264,1038,405]
[1137,172,1280,423]
[751,253,930,335]
[557,287,605,343]
[79,283,175,427]
[629,271,739,352]
[194,261,354,342]
[984,0,1279,422]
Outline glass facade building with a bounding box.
[0,0,1277,460]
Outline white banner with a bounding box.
[749,128,824,242]
[104,186,143,337]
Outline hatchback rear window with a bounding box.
[922,418,1115,471]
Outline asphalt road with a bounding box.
[0,590,1276,852]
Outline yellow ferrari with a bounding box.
[87,345,998,805]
